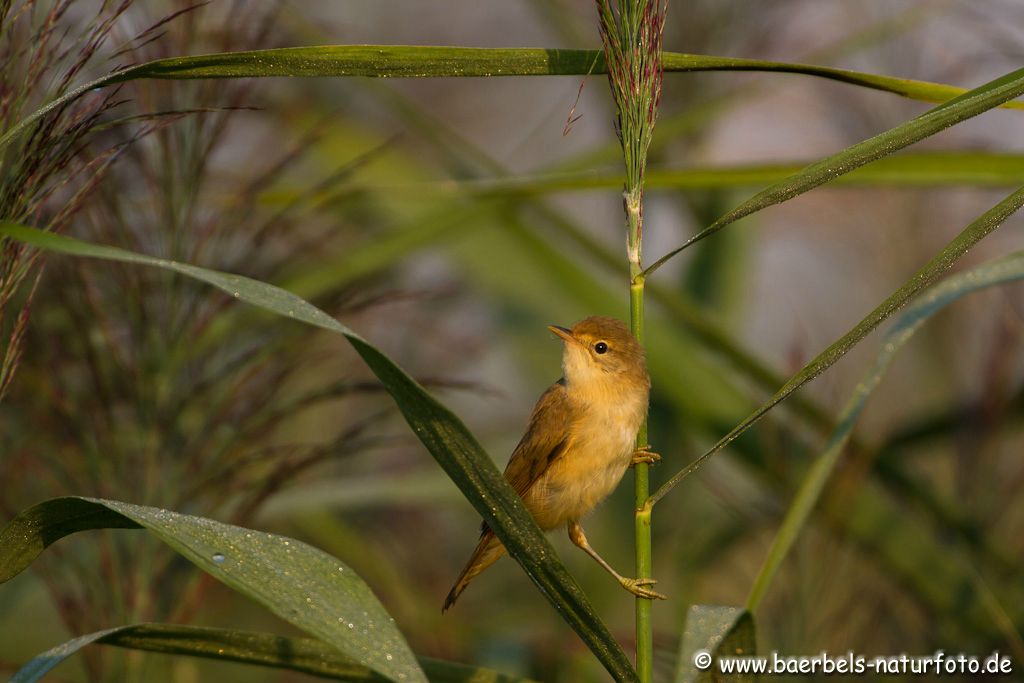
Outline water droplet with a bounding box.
[347,622,354,629]
[385,653,393,661]
[212,553,225,564]
[232,291,240,298]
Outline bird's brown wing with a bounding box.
[502,379,574,498]
[449,380,573,610]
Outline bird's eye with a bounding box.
[594,341,608,354]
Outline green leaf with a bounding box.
[675,605,756,683]
[3,45,1021,153]
[0,223,637,683]
[0,497,425,683]
[647,185,1024,507]
[378,153,1024,197]
[656,152,1024,188]
[660,53,1024,110]
[745,250,1024,613]
[11,623,535,683]
[644,65,1024,276]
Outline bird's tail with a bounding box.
[442,529,506,612]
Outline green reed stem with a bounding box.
[596,1,666,680]
[630,274,653,683]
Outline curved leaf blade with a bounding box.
[0,497,425,683]
[10,627,124,683]
[3,45,1021,154]
[0,223,636,682]
[662,52,1024,110]
[0,498,140,582]
[648,185,1024,507]
[644,65,1024,276]
[11,623,535,683]
[745,250,1024,613]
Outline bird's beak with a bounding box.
[548,325,577,345]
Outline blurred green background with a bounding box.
[1,1,1023,681]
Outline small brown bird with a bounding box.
[443,315,664,611]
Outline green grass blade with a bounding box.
[674,605,756,683]
[98,46,1024,112]
[0,223,637,683]
[745,250,1024,613]
[3,45,1021,153]
[10,623,536,683]
[647,185,1024,508]
[0,497,425,683]
[378,153,1024,196]
[644,66,1024,277]
[644,152,1024,188]
[662,52,1024,109]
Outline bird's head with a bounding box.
[548,316,649,391]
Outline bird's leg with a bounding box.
[567,521,666,600]
[630,444,661,466]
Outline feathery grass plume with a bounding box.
[0,3,439,679]
[595,0,667,275]
[0,0,132,405]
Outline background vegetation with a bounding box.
[1,1,1023,681]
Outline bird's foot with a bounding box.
[619,576,667,600]
[630,445,661,467]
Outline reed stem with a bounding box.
[595,1,666,679]
[630,276,653,682]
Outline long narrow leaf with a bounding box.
[11,623,535,683]
[647,185,1024,507]
[745,250,1024,612]
[0,497,424,683]
[0,223,637,682]
[3,45,1021,153]
[644,65,1024,276]
[358,153,1024,197]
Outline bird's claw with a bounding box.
[630,445,661,467]
[619,576,667,600]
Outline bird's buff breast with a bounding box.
[527,390,645,530]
